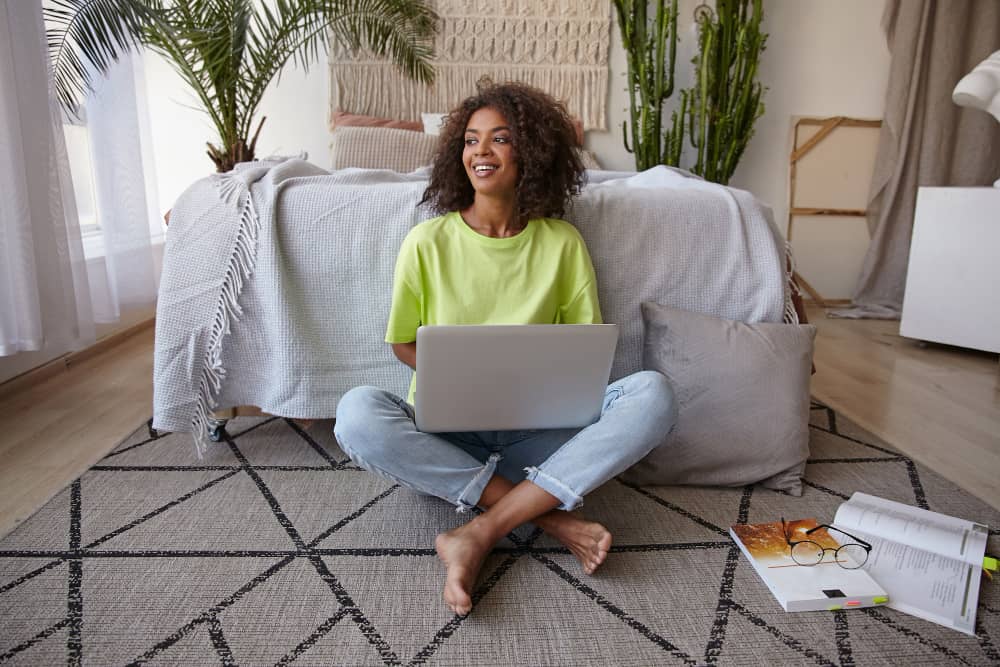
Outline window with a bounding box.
[62,107,103,256]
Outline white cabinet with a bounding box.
[900,187,1000,353]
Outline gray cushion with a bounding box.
[329,125,438,172]
[620,302,816,495]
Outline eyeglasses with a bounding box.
[781,518,873,569]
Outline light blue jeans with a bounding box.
[334,370,676,512]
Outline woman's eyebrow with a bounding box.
[464,126,511,134]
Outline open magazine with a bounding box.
[833,492,990,636]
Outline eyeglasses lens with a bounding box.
[836,543,868,569]
[790,540,824,565]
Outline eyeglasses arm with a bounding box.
[805,523,873,551]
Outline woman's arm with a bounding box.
[391,342,417,370]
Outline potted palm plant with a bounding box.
[45,0,438,173]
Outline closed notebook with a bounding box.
[730,518,889,612]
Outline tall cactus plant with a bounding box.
[614,0,767,183]
[613,0,682,171]
[683,0,767,184]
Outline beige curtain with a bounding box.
[840,0,1000,319]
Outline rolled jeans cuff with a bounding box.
[524,466,583,512]
[456,452,502,512]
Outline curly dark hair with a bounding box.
[420,80,585,222]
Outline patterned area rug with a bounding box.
[1,403,998,666]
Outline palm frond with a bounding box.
[239,0,436,141]
[323,0,437,83]
[44,0,438,171]
[44,0,157,117]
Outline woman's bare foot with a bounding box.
[535,513,612,574]
[434,522,496,615]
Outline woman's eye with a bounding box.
[494,136,510,144]
[464,138,477,146]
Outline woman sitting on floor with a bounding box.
[334,80,676,616]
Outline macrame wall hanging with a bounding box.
[328,0,612,130]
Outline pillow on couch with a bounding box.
[577,148,601,169]
[329,126,439,172]
[619,302,817,495]
[330,109,423,133]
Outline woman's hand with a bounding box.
[391,342,417,370]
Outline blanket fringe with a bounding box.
[190,172,262,456]
[783,241,800,325]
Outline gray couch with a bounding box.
[152,159,792,438]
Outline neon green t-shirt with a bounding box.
[385,211,602,403]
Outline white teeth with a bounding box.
[474,165,496,174]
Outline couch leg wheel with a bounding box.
[207,417,229,442]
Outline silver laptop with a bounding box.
[414,324,618,432]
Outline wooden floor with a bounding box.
[0,309,997,539]
[0,324,155,539]
[806,304,1000,510]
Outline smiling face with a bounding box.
[462,106,519,200]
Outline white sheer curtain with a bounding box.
[1,1,160,366]
[84,49,161,323]
[0,0,94,356]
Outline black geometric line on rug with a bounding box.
[805,423,930,510]
[833,609,854,667]
[123,480,401,664]
[806,455,929,512]
[226,415,281,439]
[67,478,82,666]
[532,551,699,665]
[111,429,405,664]
[0,558,62,595]
[103,433,161,460]
[127,555,297,665]
[726,600,838,666]
[404,522,552,664]
[809,399,838,431]
[904,459,930,510]
[6,420,406,664]
[407,552,524,666]
[0,618,71,663]
[207,615,237,666]
[0,471,241,597]
[0,471,251,663]
[703,484,753,664]
[283,418,341,467]
[808,456,907,464]
[976,616,1000,665]
[614,479,730,536]
[273,608,350,667]
[808,423,901,458]
[859,607,981,665]
[1,542,739,560]
[221,431,402,665]
[406,493,733,664]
